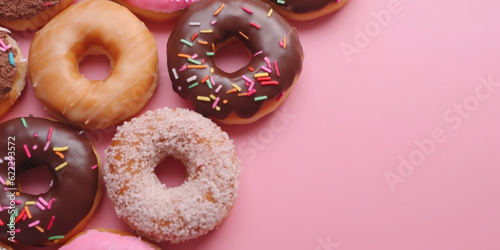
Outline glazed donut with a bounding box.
[104,107,241,243]
[167,0,304,124]
[0,27,26,118]
[262,0,349,21]
[0,0,73,31]
[113,0,199,22]
[60,229,160,250]
[28,0,159,130]
[0,116,101,247]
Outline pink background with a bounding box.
[3,0,500,249]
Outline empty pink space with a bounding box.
[2,0,499,249]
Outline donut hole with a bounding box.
[155,157,187,188]
[78,46,114,81]
[17,164,54,195]
[214,38,252,73]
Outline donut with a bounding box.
[104,107,241,243]
[167,0,304,124]
[0,0,73,31]
[60,229,160,250]
[28,0,159,130]
[0,241,12,250]
[263,0,349,21]
[0,27,26,118]
[0,116,101,247]
[113,0,199,22]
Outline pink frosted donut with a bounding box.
[103,107,241,243]
[60,229,160,250]
[113,0,199,22]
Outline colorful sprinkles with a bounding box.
[0,35,12,52]
[213,3,225,16]
[0,118,101,245]
[8,52,15,66]
[169,0,300,119]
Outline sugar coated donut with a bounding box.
[28,0,159,130]
[0,0,73,31]
[0,116,101,247]
[60,229,160,250]
[113,0,200,22]
[104,107,241,243]
[0,27,26,118]
[264,0,349,21]
[167,0,304,124]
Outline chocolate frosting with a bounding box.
[167,0,303,120]
[0,117,100,246]
[0,31,16,101]
[268,0,340,14]
[0,0,60,20]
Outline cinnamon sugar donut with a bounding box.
[104,107,241,243]
[0,0,73,31]
[28,0,158,129]
[0,27,26,118]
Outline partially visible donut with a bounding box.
[28,0,159,130]
[0,0,74,31]
[60,229,160,250]
[0,27,26,118]
[0,117,101,247]
[263,0,349,21]
[113,0,200,22]
[0,241,12,250]
[167,0,304,124]
[104,107,241,243]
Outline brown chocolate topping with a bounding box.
[269,0,338,14]
[167,0,303,120]
[0,117,100,246]
[0,31,16,101]
[0,0,60,20]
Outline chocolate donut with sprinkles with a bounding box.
[0,27,26,118]
[0,117,101,247]
[262,0,349,21]
[0,0,74,31]
[167,0,304,124]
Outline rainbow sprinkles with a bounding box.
[167,0,304,123]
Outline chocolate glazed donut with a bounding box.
[167,0,304,124]
[0,117,101,247]
[264,0,349,21]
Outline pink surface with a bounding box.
[2,0,500,249]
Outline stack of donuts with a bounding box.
[0,0,348,248]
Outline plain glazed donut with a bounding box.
[28,0,158,130]
[113,0,200,22]
[262,0,349,21]
[104,107,241,243]
[0,0,73,31]
[0,27,26,118]
[0,116,101,247]
[60,229,160,250]
[167,0,304,124]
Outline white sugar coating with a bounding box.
[103,107,241,243]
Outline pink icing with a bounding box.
[122,0,200,13]
[60,230,155,250]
